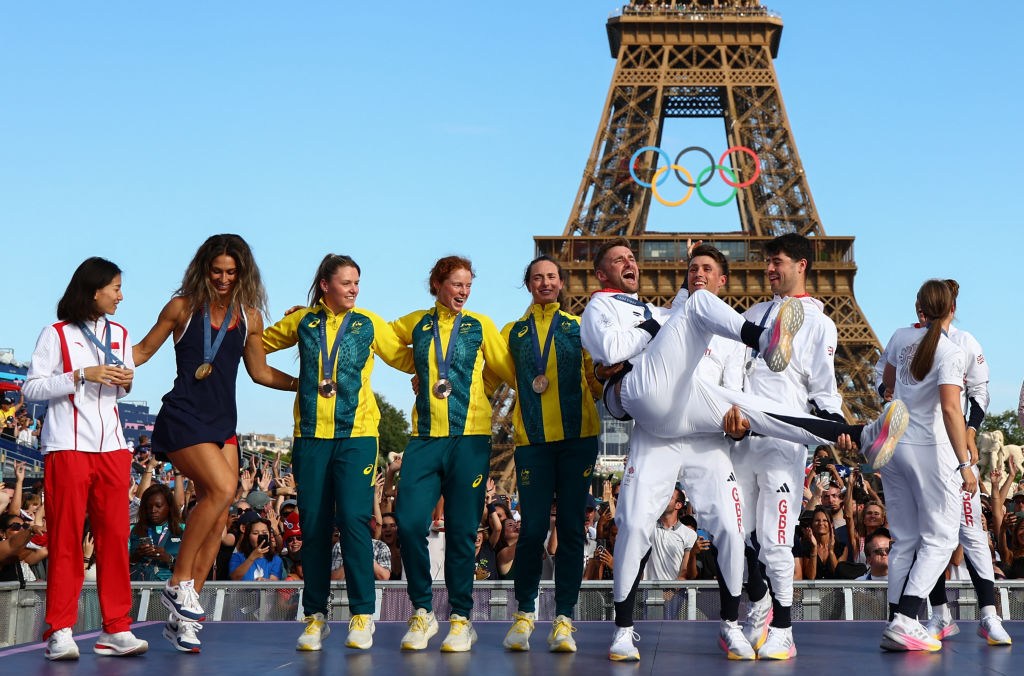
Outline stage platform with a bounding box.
[0,620,1018,675]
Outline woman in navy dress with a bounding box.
[134,234,295,652]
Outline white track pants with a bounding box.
[619,291,840,446]
[612,426,746,602]
[958,466,995,582]
[881,442,961,604]
[730,435,807,606]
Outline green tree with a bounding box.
[980,409,1024,447]
[376,393,410,458]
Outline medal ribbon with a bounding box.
[527,314,557,379]
[319,311,354,382]
[78,320,126,367]
[432,310,463,383]
[611,294,653,321]
[202,303,234,366]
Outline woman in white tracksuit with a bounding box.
[878,279,977,652]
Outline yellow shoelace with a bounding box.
[512,614,535,632]
[552,618,576,639]
[409,614,429,631]
[350,615,369,631]
[450,617,469,635]
[303,617,324,634]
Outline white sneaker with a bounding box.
[45,628,79,661]
[440,614,477,652]
[503,611,535,651]
[881,613,941,652]
[860,400,909,470]
[743,595,773,651]
[346,614,375,650]
[296,612,331,651]
[163,616,202,653]
[719,620,755,660]
[758,626,796,660]
[608,626,640,662]
[978,615,1012,646]
[161,579,206,621]
[760,297,804,372]
[548,615,578,653]
[925,607,959,641]
[401,608,439,651]
[93,631,148,656]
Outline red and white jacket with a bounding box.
[23,318,133,454]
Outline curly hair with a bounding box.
[176,234,268,317]
[428,256,474,296]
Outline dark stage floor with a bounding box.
[1,620,1019,675]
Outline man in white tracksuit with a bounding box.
[727,233,850,660]
[580,239,908,662]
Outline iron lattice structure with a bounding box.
[540,0,882,422]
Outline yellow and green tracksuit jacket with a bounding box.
[263,302,414,439]
[391,302,515,437]
[501,303,602,446]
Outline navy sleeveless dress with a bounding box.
[152,308,247,458]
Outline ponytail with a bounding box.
[909,279,953,381]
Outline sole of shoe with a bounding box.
[94,642,148,657]
[548,641,576,653]
[881,630,940,652]
[764,299,804,372]
[608,651,640,662]
[346,630,373,650]
[865,401,908,470]
[759,647,797,660]
[934,622,959,640]
[503,640,530,651]
[45,649,80,661]
[162,628,201,653]
[978,626,1012,646]
[720,640,755,660]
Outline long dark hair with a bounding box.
[56,257,122,323]
[132,484,184,538]
[307,254,361,307]
[176,234,268,317]
[239,517,275,561]
[910,280,954,382]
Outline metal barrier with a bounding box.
[4,580,1024,648]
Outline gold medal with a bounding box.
[195,363,213,380]
[432,378,452,399]
[318,378,337,398]
[532,374,549,394]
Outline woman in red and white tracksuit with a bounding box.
[24,257,147,660]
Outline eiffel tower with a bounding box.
[534,0,882,423]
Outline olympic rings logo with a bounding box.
[629,146,761,207]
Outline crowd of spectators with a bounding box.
[0,394,42,450]
[6,417,1024,602]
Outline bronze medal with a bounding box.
[318,378,337,398]
[432,378,452,399]
[195,363,213,380]
[532,374,549,394]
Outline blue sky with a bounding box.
[4,1,1022,436]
